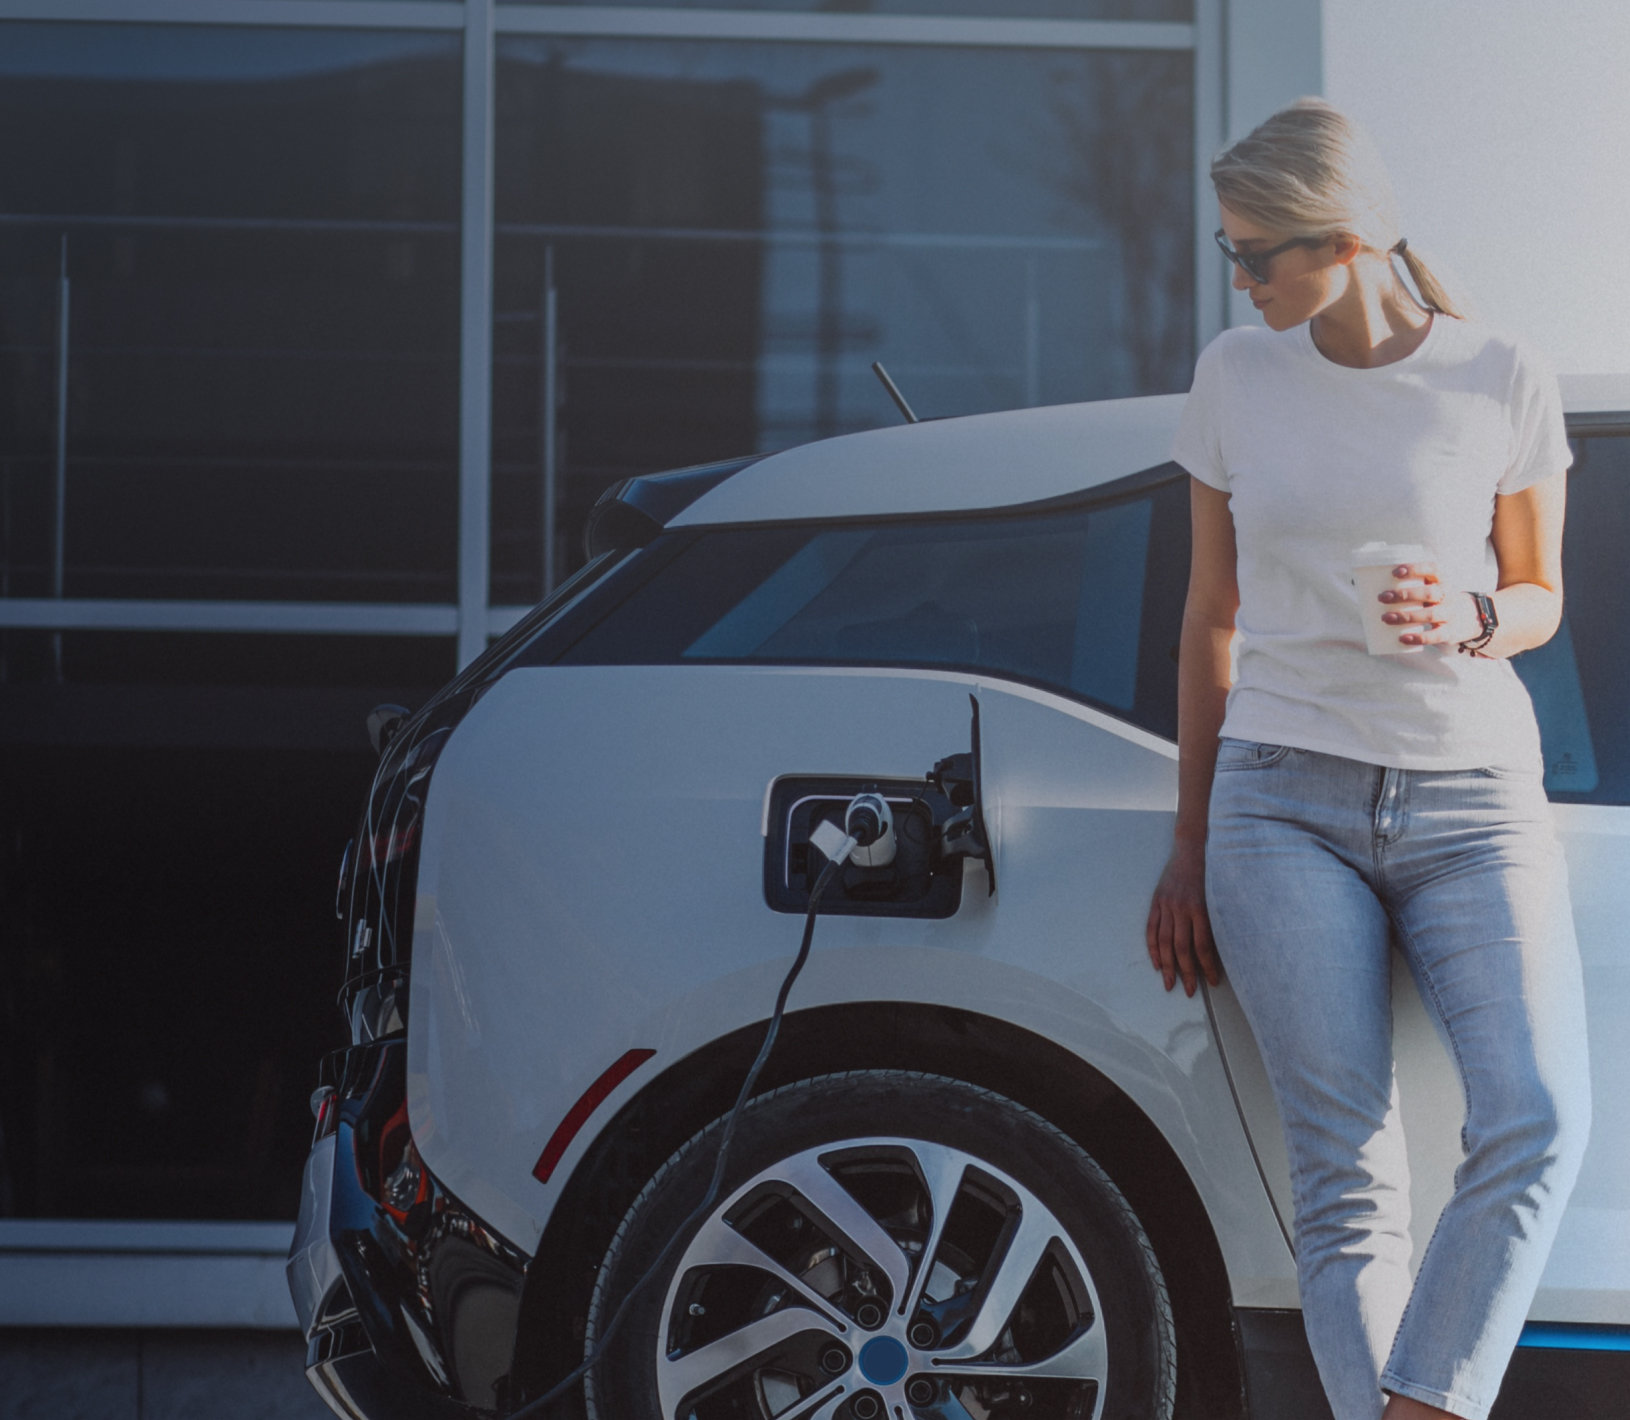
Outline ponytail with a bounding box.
[1390,237,1465,320]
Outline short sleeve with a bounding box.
[1498,343,1572,494]
[1170,336,1231,491]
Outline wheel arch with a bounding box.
[509,1001,1245,1419]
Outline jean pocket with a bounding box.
[1214,738,1292,771]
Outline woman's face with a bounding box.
[1217,203,1347,331]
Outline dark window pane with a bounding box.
[0,24,461,603]
[0,745,377,1220]
[560,471,1190,740]
[492,37,1194,599]
[0,623,450,1220]
[1519,433,1630,806]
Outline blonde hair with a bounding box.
[1211,97,1464,319]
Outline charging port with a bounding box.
[764,775,962,918]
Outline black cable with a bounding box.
[509,847,851,1418]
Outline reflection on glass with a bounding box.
[0,24,462,603]
[492,38,1193,600]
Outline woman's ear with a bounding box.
[1330,232,1363,266]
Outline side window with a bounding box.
[559,467,1191,741]
[1520,432,1630,805]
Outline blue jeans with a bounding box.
[1206,740,1590,1420]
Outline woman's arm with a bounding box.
[1382,474,1567,656]
[1145,478,1239,996]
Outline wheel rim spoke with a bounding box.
[657,1308,844,1416]
[774,1150,914,1306]
[933,1199,1055,1360]
[933,1318,1109,1384]
[685,1211,850,1330]
[898,1140,969,1317]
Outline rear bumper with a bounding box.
[286,1038,527,1420]
[288,1134,342,1337]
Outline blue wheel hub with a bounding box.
[858,1336,909,1386]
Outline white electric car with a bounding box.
[289,378,1630,1420]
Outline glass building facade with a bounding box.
[0,1,1222,1236]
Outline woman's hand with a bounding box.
[1377,561,1481,649]
[1145,840,1221,996]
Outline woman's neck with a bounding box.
[1309,266,1433,369]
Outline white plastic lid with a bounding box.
[1349,541,1429,567]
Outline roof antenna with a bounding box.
[870,361,919,424]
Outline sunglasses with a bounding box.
[1213,228,1326,285]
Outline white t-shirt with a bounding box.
[1171,316,1571,771]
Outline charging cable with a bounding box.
[509,823,862,1417]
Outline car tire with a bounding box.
[583,1069,1176,1420]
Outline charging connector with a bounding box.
[844,792,895,867]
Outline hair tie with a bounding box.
[1391,237,1409,256]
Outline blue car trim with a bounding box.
[1518,1322,1630,1351]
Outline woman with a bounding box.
[1146,98,1590,1420]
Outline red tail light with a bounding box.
[311,1086,338,1142]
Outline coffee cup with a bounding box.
[1350,542,1431,655]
